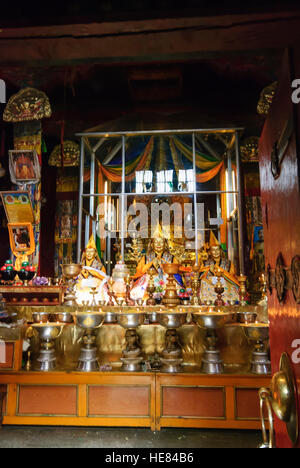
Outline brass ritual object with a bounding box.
[242,323,271,375]
[162,264,181,307]
[125,275,135,306]
[258,353,298,448]
[31,323,64,371]
[157,312,187,373]
[238,274,248,306]
[111,262,130,305]
[214,268,225,307]
[61,263,82,307]
[192,309,235,374]
[117,312,145,372]
[146,267,156,306]
[191,265,201,306]
[127,237,143,265]
[72,309,105,372]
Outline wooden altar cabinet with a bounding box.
[0,370,269,431]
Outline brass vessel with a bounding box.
[192,310,235,374]
[72,309,105,372]
[31,323,64,371]
[242,322,270,374]
[62,263,82,306]
[162,263,180,307]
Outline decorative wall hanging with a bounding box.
[270,115,294,180]
[49,140,80,167]
[3,87,52,123]
[9,150,41,185]
[257,81,277,116]
[240,136,259,163]
[0,191,34,224]
[7,222,35,271]
[291,255,300,304]
[275,252,287,304]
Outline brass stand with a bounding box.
[214,268,225,306]
[146,267,156,306]
[162,264,181,307]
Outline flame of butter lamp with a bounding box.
[214,267,225,306]
[239,274,248,306]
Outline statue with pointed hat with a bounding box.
[130,221,183,303]
[199,230,240,304]
[80,234,106,280]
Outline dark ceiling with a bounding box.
[1,0,300,26]
[0,2,293,147]
[0,51,281,142]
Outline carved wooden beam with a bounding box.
[0,11,300,65]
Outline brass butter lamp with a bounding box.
[62,263,82,306]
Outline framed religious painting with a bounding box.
[0,191,34,224]
[8,149,41,185]
[7,222,35,256]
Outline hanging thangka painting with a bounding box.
[12,121,43,269]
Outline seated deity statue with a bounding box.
[80,234,105,279]
[130,224,182,303]
[75,234,109,305]
[199,232,240,304]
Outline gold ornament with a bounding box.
[3,87,52,122]
[240,136,259,163]
[257,81,277,116]
[49,140,80,167]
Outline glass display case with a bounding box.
[76,128,244,278]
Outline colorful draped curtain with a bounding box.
[86,135,225,184]
[84,134,229,248]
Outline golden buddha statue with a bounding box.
[80,234,106,280]
[75,235,109,305]
[130,223,181,302]
[199,232,240,304]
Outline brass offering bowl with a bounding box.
[192,309,235,329]
[62,263,82,306]
[192,309,235,374]
[157,311,187,373]
[73,310,105,331]
[242,322,270,374]
[117,312,145,372]
[51,311,73,324]
[117,312,145,329]
[236,311,258,324]
[61,263,82,278]
[72,309,105,372]
[242,322,269,342]
[31,323,64,371]
[157,311,187,329]
[32,311,50,323]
